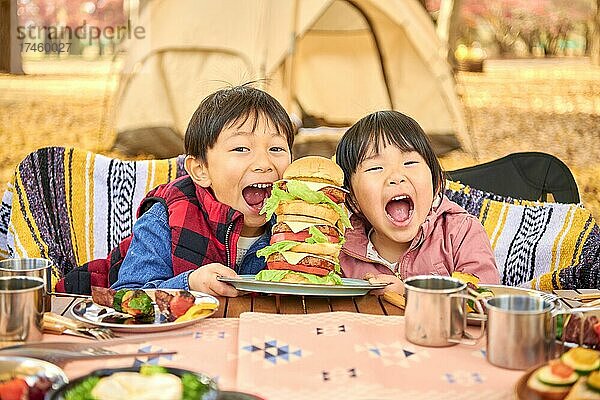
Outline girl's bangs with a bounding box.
[359,127,415,164]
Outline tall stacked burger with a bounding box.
[255,156,352,285]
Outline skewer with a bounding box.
[382,291,405,310]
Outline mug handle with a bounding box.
[447,293,485,345]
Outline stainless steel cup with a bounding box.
[0,258,53,312]
[486,295,600,370]
[404,275,485,347]
[0,276,45,343]
[485,295,556,370]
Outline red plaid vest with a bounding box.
[57,176,244,294]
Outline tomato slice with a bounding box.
[594,321,600,338]
[549,359,575,378]
[170,295,195,318]
[268,261,331,276]
[0,378,29,400]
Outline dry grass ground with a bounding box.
[0,57,599,219]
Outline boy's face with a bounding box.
[350,144,434,260]
[186,114,291,237]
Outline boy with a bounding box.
[58,85,294,296]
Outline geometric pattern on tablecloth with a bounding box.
[240,337,309,367]
[442,370,485,386]
[132,345,174,367]
[354,342,430,368]
[315,323,350,336]
[472,348,486,359]
[321,366,359,382]
[193,329,230,341]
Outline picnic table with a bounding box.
[49,293,525,400]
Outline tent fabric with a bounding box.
[446,152,580,203]
[114,0,470,158]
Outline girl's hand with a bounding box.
[188,263,240,297]
[364,273,405,296]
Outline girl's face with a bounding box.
[350,144,434,260]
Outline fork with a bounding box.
[540,292,560,304]
[43,312,119,340]
[0,330,192,352]
[0,345,176,367]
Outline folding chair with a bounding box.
[0,147,186,289]
[446,152,580,203]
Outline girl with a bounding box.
[335,111,500,293]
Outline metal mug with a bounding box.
[404,275,485,347]
[0,276,45,343]
[0,258,53,312]
[485,295,599,370]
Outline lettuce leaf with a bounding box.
[258,227,342,260]
[260,180,352,229]
[285,180,352,229]
[256,240,301,259]
[255,269,343,285]
[260,182,294,220]
[305,226,328,244]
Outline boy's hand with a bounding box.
[188,263,240,297]
[364,273,405,296]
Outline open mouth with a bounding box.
[385,195,414,226]
[242,183,273,212]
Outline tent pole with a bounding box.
[285,0,300,112]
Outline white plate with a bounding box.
[70,289,219,332]
[0,356,68,393]
[479,284,554,299]
[218,275,387,296]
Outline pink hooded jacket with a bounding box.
[340,196,500,284]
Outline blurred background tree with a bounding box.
[425,0,599,64]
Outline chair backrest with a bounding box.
[446,152,580,203]
[0,147,187,289]
[444,181,599,290]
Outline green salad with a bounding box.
[63,365,213,400]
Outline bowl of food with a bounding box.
[48,365,218,400]
[0,356,68,400]
[515,347,600,399]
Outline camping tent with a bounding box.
[113,0,471,158]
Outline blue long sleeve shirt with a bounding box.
[111,202,270,290]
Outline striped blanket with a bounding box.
[0,147,185,289]
[445,181,599,290]
[1,147,597,291]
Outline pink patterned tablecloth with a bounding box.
[58,318,240,390]
[235,312,522,400]
[50,312,524,399]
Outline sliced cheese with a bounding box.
[282,221,343,235]
[280,251,337,265]
[282,179,348,193]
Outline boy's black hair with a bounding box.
[335,110,445,213]
[185,84,294,162]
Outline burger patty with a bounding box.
[272,222,341,238]
[267,252,336,270]
[319,186,346,203]
[279,181,346,204]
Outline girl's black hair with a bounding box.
[335,110,445,213]
[185,83,294,162]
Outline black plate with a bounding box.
[47,366,218,400]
